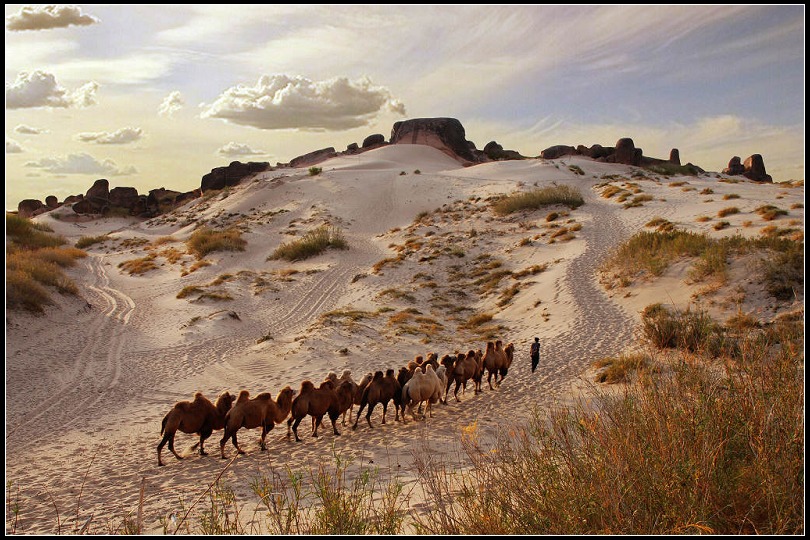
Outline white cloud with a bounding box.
[24,153,137,176]
[158,91,185,117]
[6,5,100,31]
[6,139,24,153]
[200,74,407,130]
[217,142,266,157]
[77,127,144,145]
[5,70,99,109]
[14,124,48,135]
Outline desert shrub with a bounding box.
[308,166,322,176]
[75,234,109,248]
[761,245,803,300]
[754,205,788,221]
[118,254,158,275]
[177,285,204,299]
[568,165,584,175]
[493,185,584,215]
[699,188,714,195]
[641,303,725,356]
[593,352,651,383]
[717,207,739,218]
[186,227,247,260]
[722,193,740,200]
[270,226,348,261]
[603,230,710,280]
[6,269,53,313]
[6,213,65,249]
[713,220,731,230]
[646,162,702,176]
[623,194,653,208]
[545,212,559,222]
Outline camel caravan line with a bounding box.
[157,339,515,466]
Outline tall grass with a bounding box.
[6,214,87,313]
[270,226,348,261]
[413,310,803,534]
[493,185,584,215]
[186,227,247,260]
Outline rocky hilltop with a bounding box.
[16,117,774,219]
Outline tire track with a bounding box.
[6,255,135,447]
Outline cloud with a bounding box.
[14,124,48,135]
[76,127,144,145]
[158,91,185,117]
[6,139,24,154]
[6,5,100,31]
[24,153,137,176]
[5,70,99,109]
[200,74,407,130]
[217,142,266,157]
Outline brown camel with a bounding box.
[445,350,481,402]
[158,391,234,466]
[287,380,341,442]
[219,387,295,458]
[347,372,372,425]
[482,341,507,390]
[352,369,401,430]
[395,366,413,421]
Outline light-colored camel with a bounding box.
[402,364,444,421]
[287,380,341,442]
[219,387,295,458]
[352,369,401,430]
[158,391,234,466]
[482,340,508,390]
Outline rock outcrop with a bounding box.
[362,134,386,148]
[18,199,45,218]
[540,145,577,160]
[722,154,772,182]
[289,148,338,169]
[201,161,270,192]
[669,149,681,166]
[390,117,477,162]
[612,138,640,165]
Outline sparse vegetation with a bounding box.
[493,185,584,215]
[308,166,323,176]
[717,206,739,218]
[593,352,651,383]
[186,227,247,260]
[754,205,788,221]
[75,234,110,249]
[270,226,348,261]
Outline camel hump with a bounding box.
[236,390,250,403]
[300,380,315,393]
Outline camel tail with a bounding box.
[160,413,169,436]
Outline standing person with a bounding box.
[530,337,540,373]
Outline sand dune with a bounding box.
[5,145,803,534]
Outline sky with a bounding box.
[4,4,805,210]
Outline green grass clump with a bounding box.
[308,166,323,176]
[270,226,348,262]
[603,229,710,280]
[493,185,584,215]
[641,303,725,355]
[645,162,702,176]
[186,227,247,260]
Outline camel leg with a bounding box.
[232,432,245,455]
[488,371,495,390]
[199,427,213,456]
[352,404,366,430]
[365,403,375,429]
[157,435,175,466]
[381,402,388,425]
[313,416,323,438]
[454,381,462,402]
[330,413,341,436]
[260,425,268,451]
[291,418,303,442]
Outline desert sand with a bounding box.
[5,143,804,534]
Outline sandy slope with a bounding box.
[5,145,804,534]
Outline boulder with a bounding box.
[201,161,269,192]
[540,145,577,160]
[86,178,110,201]
[669,148,681,166]
[390,117,477,162]
[289,148,338,169]
[723,156,745,176]
[362,134,386,148]
[45,195,59,209]
[483,141,505,159]
[742,154,772,183]
[346,142,359,153]
[71,198,98,215]
[63,194,83,205]
[109,187,140,210]
[17,199,45,218]
[614,138,640,165]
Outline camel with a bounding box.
[482,340,509,390]
[219,387,295,458]
[158,391,234,466]
[352,369,401,430]
[402,364,444,421]
[445,350,481,402]
[395,366,413,421]
[287,380,341,442]
[501,342,515,379]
